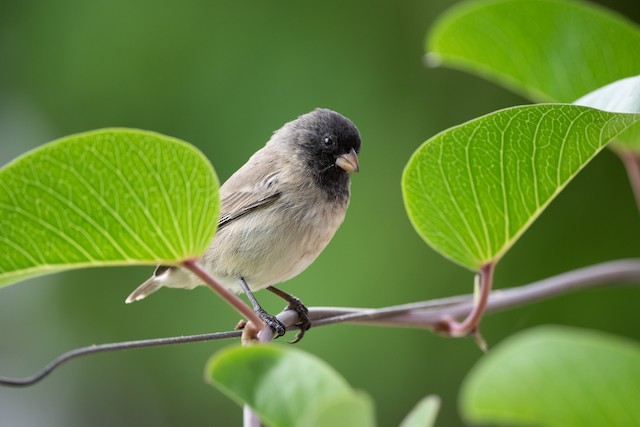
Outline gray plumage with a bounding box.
[126,108,361,304]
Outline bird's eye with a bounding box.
[322,135,334,146]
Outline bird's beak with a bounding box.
[335,148,360,173]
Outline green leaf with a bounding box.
[0,129,219,286]
[460,326,640,427]
[402,104,640,270]
[206,344,375,427]
[299,392,376,427]
[427,0,640,103]
[399,395,441,427]
[574,75,640,153]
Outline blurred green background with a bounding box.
[1,1,640,426]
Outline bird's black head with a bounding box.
[284,108,361,201]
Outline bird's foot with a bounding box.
[284,297,311,344]
[256,309,286,338]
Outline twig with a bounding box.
[0,331,241,387]
[312,258,640,328]
[1,258,639,387]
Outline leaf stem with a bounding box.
[180,259,265,329]
[436,263,494,337]
[618,150,640,213]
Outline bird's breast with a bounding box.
[202,194,348,292]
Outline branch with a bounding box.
[312,258,640,328]
[0,330,241,387]
[1,258,639,387]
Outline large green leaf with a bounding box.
[427,0,640,103]
[402,104,640,270]
[460,326,640,427]
[574,75,640,152]
[0,129,219,286]
[206,345,375,427]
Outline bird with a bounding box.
[126,108,361,341]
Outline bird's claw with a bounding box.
[285,297,311,344]
[257,309,286,338]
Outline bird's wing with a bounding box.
[218,191,281,230]
[217,163,282,230]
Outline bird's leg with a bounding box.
[238,277,286,338]
[267,286,311,344]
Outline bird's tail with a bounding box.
[125,276,162,304]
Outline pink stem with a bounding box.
[441,263,494,337]
[619,150,640,213]
[181,259,265,329]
